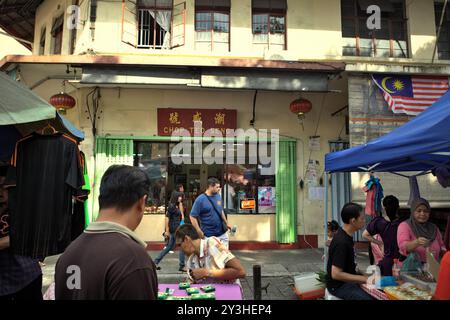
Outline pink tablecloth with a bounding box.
[360,284,390,300]
[158,283,243,300]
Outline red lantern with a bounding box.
[49,92,76,115]
[289,98,312,117]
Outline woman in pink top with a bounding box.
[397,198,446,263]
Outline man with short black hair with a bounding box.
[326,202,373,300]
[55,165,158,300]
[190,178,231,248]
[175,224,245,283]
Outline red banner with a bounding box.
[157,108,237,136]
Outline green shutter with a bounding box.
[92,138,134,220]
[275,140,297,244]
[80,152,91,228]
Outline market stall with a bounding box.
[323,89,450,300]
[0,71,85,158]
[0,71,88,259]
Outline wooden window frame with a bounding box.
[52,24,64,54]
[122,0,185,49]
[251,2,287,51]
[434,2,450,60]
[137,5,172,49]
[341,0,408,58]
[194,7,230,51]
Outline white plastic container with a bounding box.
[294,272,323,293]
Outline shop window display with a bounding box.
[135,141,276,214]
[134,142,168,214]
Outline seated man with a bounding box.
[175,224,246,283]
[326,202,373,300]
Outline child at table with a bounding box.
[323,220,339,261]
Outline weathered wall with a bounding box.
[348,74,450,208]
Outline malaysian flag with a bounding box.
[372,74,449,115]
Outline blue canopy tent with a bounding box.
[322,89,450,269]
[325,90,450,173]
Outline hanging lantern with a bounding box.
[49,81,76,114]
[49,93,76,114]
[289,98,312,120]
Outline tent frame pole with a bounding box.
[324,171,329,271]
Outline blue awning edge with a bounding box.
[57,113,85,141]
[325,89,450,173]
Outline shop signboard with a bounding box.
[157,108,237,136]
[240,198,256,210]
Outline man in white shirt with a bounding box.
[175,224,245,284]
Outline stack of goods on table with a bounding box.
[384,283,433,300]
[400,271,437,293]
[158,283,216,300]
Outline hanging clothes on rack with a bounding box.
[8,130,85,258]
[363,174,384,217]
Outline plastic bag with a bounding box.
[400,252,423,273]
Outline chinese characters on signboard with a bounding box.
[157,108,237,136]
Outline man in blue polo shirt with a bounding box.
[190,178,231,249]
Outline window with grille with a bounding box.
[138,0,173,49]
[252,0,287,50]
[435,1,450,60]
[195,0,230,51]
[341,0,408,58]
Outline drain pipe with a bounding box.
[90,0,98,42]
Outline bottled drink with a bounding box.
[392,259,400,279]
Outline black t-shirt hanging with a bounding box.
[8,132,84,258]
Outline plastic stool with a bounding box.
[325,288,342,300]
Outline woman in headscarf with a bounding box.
[397,198,447,263]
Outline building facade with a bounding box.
[1,0,450,247]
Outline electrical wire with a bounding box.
[298,94,328,251]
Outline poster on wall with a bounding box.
[309,136,321,151]
[308,187,325,201]
[258,186,276,213]
[305,160,319,186]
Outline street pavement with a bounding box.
[41,248,371,300]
